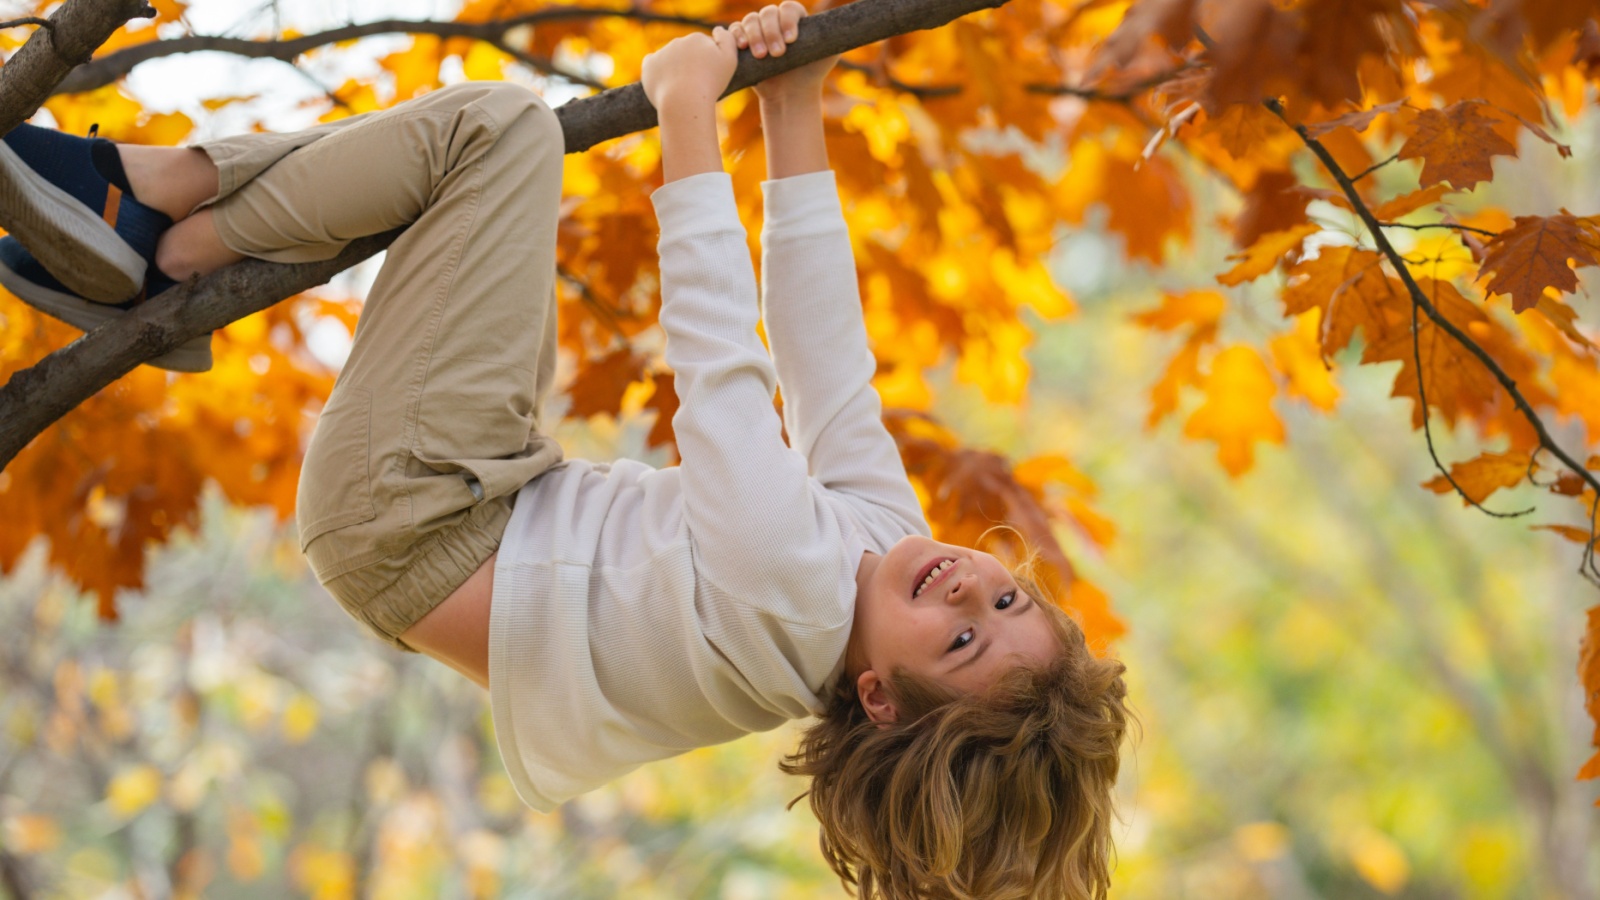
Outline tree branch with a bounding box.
[49,7,711,97]
[0,0,154,136]
[0,0,1011,470]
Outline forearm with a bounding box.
[759,90,829,180]
[659,95,726,184]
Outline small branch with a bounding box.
[0,17,51,31]
[1409,295,1532,518]
[1350,151,1399,183]
[50,7,710,96]
[836,59,961,98]
[1377,220,1499,238]
[1025,63,1193,102]
[1266,99,1600,539]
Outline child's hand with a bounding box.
[641,27,740,111]
[730,2,839,102]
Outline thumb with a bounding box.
[711,25,738,54]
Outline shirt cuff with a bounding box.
[761,170,843,236]
[652,171,743,240]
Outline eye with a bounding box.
[948,629,973,653]
[995,592,1016,610]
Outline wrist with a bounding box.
[757,82,825,111]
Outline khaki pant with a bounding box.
[197,82,565,650]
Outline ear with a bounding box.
[855,669,899,726]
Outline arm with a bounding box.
[737,12,929,542]
[642,28,851,608]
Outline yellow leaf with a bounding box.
[107,764,163,818]
[1269,309,1340,411]
[462,42,511,81]
[1182,345,1285,476]
[1217,223,1321,286]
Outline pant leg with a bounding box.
[204,83,565,649]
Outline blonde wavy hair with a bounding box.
[781,570,1130,900]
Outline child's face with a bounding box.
[849,535,1061,723]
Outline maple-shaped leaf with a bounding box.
[565,347,646,420]
[1397,101,1518,190]
[1422,449,1531,503]
[1217,223,1320,286]
[1282,246,1409,356]
[1136,291,1225,426]
[1479,214,1600,313]
[1182,345,1286,476]
[1096,0,1197,70]
[1365,279,1536,428]
[1269,310,1340,411]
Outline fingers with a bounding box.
[731,2,807,58]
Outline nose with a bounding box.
[945,572,972,605]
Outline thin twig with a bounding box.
[0,17,51,31]
[1378,220,1499,238]
[1026,63,1194,101]
[1350,151,1399,183]
[1409,289,1532,518]
[1268,99,1600,525]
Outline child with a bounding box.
[0,5,1129,896]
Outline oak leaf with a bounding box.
[1479,214,1600,313]
[565,347,647,420]
[1422,450,1531,503]
[1580,604,1600,788]
[1397,101,1518,190]
[1182,345,1286,476]
[1217,223,1320,286]
[1282,246,1408,356]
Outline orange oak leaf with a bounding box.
[1217,223,1321,286]
[1281,246,1409,356]
[1182,345,1286,476]
[565,347,647,420]
[1397,101,1518,190]
[1302,98,1409,138]
[1372,184,1456,221]
[1422,449,1532,503]
[1534,295,1596,350]
[644,372,679,456]
[1136,290,1225,426]
[1234,169,1311,248]
[1533,524,1597,544]
[1480,214,1600,313]
[1269,310,1340,411]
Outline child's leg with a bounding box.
[197,83,566,649]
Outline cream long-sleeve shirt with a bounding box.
[488,170,930,812]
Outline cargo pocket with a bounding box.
[297,386,378,551]
[413,356,543,502]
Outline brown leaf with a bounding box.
[644,371,679,457]
[1372,184,1455,221]
[1235,169,1311,248]
[1217,223,1320,286]
[1303,98,1409,138]
[1480,214,1600,312]
[1422,449,1531,503]
[1282,246,1408,356]
[565,347,646,420]
[1397,101,1519,190]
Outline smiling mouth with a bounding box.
[912,557,957,599]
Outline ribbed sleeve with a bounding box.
[760,171,929,548]
[652,173,843,616]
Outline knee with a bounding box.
[463,82,560,144]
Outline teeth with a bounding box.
[914,559,955,597]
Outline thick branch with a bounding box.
[0,0,1010,469]
[0,0,153,134]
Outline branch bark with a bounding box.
[0,0,153,136]
[0,0,1008,471]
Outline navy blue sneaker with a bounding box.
[0,235,210,372]
[0,122,171,303]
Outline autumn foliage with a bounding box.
[4,0,1600,789]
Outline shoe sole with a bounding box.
[0,140,145,303]
[0,262,212,372]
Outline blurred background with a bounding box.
[2,0,1599,897]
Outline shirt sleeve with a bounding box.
[759,171,930,548]
[651,172,852,619]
